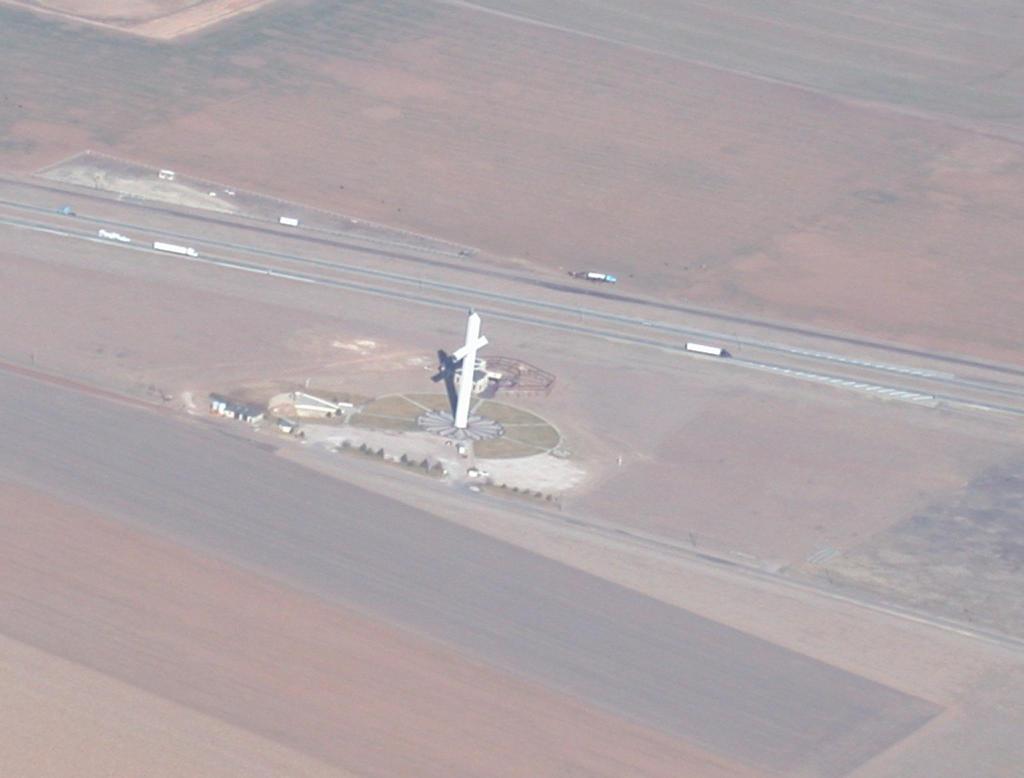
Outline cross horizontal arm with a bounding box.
[452,335,488,362]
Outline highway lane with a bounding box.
[0,368,938,777]
[5,188,1024,407]
[3,209,1023,416]
[4,176,1024,380]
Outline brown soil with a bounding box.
[0,479,759,777]
[0,232,1014,570]
[0,241,439,405]
[0,635,347,778]
[0,3,1021,361]
[555,349,1017,566]
[0,0,275,38]
[0,169,1019,778]
[1,2,1021,360]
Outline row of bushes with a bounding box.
[336,440,446,477]
[333,440,560,503]
[491,482,559,505]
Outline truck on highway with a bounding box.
[153,241,198,258]
[570,271,617,284]
[98,229,131,243]
[685,342,728,358]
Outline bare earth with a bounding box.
[0,0,1021,361]
[0,366,948,777]
[0,0,274,38]
[0,218,1018,773]
[0,628,348,778]
[0,479,755,778]
[0,233,1013,568]
[814,455,1024,638]
[1,1,1023,775]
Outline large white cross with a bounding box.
[451,310,488,429]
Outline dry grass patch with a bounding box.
[475,437,545,459]
[504,424,560,451]
[348,415,418,432]
[359,394,421,418]
[404,393,454,413]
[474,400,546,425]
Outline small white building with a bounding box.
[209,393,264,424]
[289,391,352,418]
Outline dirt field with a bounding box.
[1,3,1023,773]
[1,0,1021,361]
[0,203,1019,775]
[0,224,1018,596]
[0,479,757,778]
[448,1,1024,134]
[0,0,274,38]
[4,371,941,776]
[0,237,446,404]
[812,454,1024,638]
[0,632,348,778]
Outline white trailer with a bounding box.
[686,342,726,357]
[569,270,617,283]
[158,169,176,181]
[278,216,300,227]
[98,229,131,243]
[153,241,198,258]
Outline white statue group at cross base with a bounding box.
[451,310,487,430]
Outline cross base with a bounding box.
[417,410,504,441]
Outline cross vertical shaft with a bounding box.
[452,311,488,429]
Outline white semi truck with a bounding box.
[569,270,617,283]
[685,342,728,357]
[153,241,198,258]
[98,229,131,243]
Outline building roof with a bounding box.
[210,393,264,418]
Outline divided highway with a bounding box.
[1,178,1023,417]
